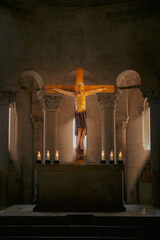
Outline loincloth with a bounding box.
[75,110,87,136]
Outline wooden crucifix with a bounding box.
[45,68,114,163]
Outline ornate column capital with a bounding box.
[116,116,129,129]
[0,88,17,104]
[97,89,121,109]
[36,89,62,110]
[42,94,62,110]
[31,112,43,124]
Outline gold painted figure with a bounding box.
[50,82,107,160]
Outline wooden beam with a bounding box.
[45,85,114,93]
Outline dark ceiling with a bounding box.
[0,0,155,8]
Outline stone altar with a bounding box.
[34,164,125,212]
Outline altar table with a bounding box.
[34,164,125,212]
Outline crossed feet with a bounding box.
[76,146,84,160]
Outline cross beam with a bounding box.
[45,68,114,93]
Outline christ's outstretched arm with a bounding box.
[85,87,107,96]
[50,88,75,97]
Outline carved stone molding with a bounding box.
[97,89,121,109]
[0,88,17,103]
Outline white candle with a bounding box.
[37,151,41,161]
[119,151,122,160]
[101,150,105,160]
[46,150,50,160]
[55,151,59,161]
[110,151,113,161]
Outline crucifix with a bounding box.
[45,68,114,163]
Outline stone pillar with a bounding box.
[16,79,34,203]
[97,92,120,163]
[32,114,43,158]
[148,96,160,207]
[42,95,62,163]
[0,89,16,207]
[116,118,128,164]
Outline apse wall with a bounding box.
[0,1,159,90]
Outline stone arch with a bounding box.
[116,70,141,88]
[20,70,44,89]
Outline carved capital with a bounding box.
[32,112,43,124]
[97,89,121,109]
[41,94,62,110]
[116,120,128,129]
[0,88,17,103]
[116,116,129,129]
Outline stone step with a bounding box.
[0,215,159,239]
[0,237,150,240]
[0,225,156,236]
[0,225,158,239]
[1,215,160,225]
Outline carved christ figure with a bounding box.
[45,68,114,161]
[51,83,107,159]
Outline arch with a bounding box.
[116,70,141,88]
[21,70,44,89]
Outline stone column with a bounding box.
[16,79,34,203]
[0,89,16,207]
[116,118,129,164]
[32,114,43,157]
[97,92,120,163]
[42,95,62,163]
[147,94,160,207]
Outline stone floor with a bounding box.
[0,204,160,217]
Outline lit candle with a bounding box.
[119,151,122,160]
[101,150,105,160]
[110,151,113,161]
[46,150,50,160]
[55,151,59,161]
[37,151,41,161]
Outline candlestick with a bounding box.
[36,151,42,164]
[46,150,50,160]
[118,151,123,164]
[101,150,105,160]
[119,151,122,160]
[110,151,113,161]
[100,150,106,164]
[37,151,41,161]
[55,151,59,160]
[54,150,60,164]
